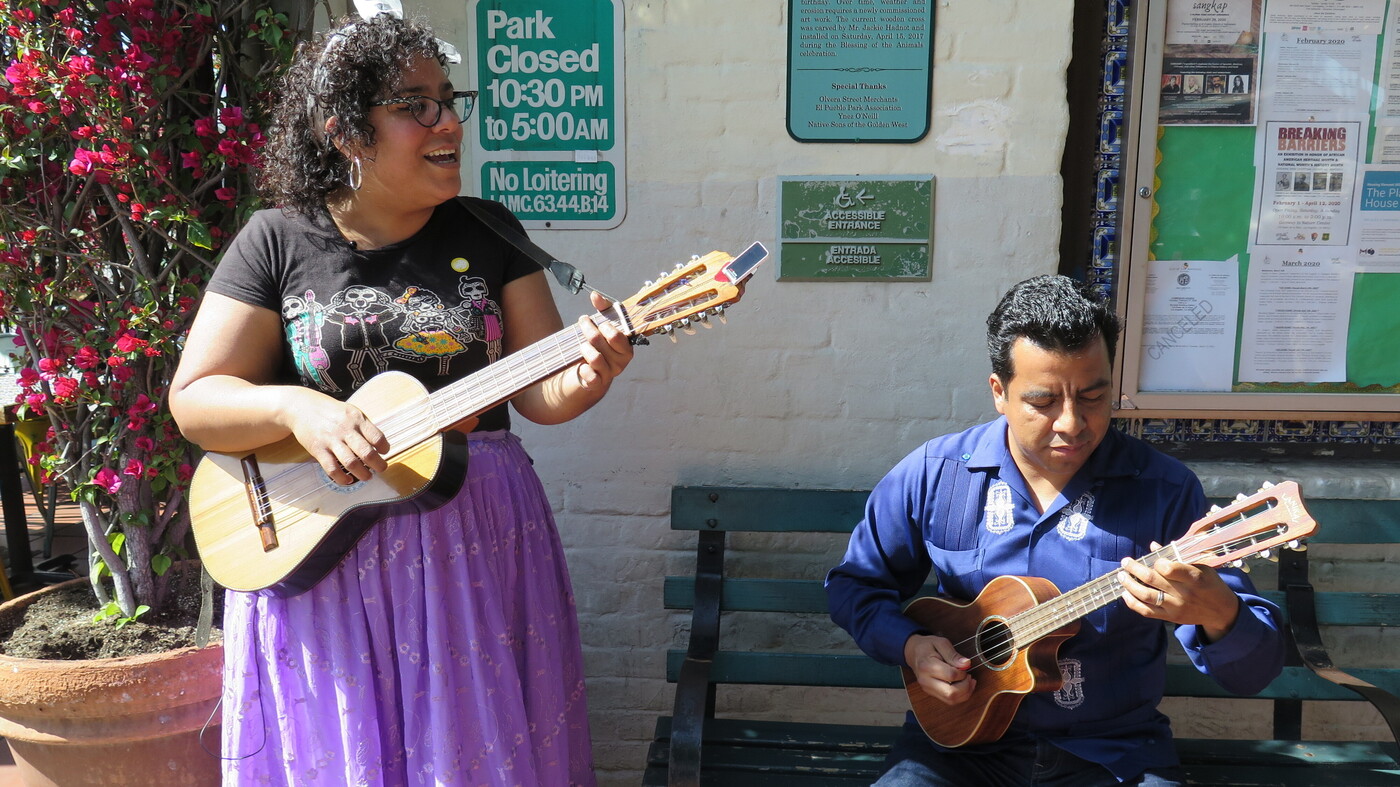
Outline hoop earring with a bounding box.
[347,156,362,191]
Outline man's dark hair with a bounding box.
[986,275,1121,382]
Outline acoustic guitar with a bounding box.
[901,480,1317,748]
[189,242,768,596]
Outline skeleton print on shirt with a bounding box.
[282,275,503,393]
[282,290,340,393]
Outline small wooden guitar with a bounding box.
[189,242,769,596]
[901,481,1317,748]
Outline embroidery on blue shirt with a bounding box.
[1057,491,1096,541]
[985,480,1015,535]
[1054,658,1086,709]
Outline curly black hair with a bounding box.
[986,275,1121,383]
[258,14,449,214]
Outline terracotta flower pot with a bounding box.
[0,575,223,786]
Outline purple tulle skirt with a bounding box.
[220,430,596,786]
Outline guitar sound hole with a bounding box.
[976,618,1015,670]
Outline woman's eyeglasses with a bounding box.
[369,90,477,127]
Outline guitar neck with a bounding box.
[424,311,622,432]
[1006,546,1179,644]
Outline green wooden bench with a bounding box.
[644,485,1400,786]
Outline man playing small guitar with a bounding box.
[826,275,1286,786]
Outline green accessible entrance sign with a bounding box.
[777,176,934,281]
[469,0,625,229]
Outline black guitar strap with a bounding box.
[457,197,612,301]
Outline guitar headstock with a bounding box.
[615,242,768,340]
[1175,480,1317,568]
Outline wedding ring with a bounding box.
[1155,589,1166,606]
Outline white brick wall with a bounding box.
[422,0,1075,781]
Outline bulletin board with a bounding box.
[1116,0,1400,418]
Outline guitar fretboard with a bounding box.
[425,312,620,434]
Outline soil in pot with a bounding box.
[0,567,224,658]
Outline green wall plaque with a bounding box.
[777,176,934,281]
[787,0,935,143]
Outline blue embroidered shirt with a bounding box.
[825,418,1285,780]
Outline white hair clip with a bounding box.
[351,0,461,63]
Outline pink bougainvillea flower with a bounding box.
[49,376,79,403]
[218,106,244,127]
[93,467,123,494]
[114,333,149,354]
[128,393,158,415]
[63,352,95,378]
[36,357,62,377]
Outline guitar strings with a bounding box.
[949,512,1283,671]
[197,321,598,543]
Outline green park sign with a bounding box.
[470,0,625,229]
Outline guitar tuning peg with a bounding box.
[667,330,679,343]
[681,325,697,336]
[1260,481,1275,489]
[698,315,712,328]
[1234,493,1248,502]
[691,254,700,260]
[1209,505,1222,513]
[658,271,669,280]
[1266,553,1280,563]
[1291,541,1307,552]
[1258,548,1271,560]
[644,280,653,288]
[675,262,685,270]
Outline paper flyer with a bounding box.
[1238,248,1356,382]
[1254,120,1362,246]
[1139,259,1241,392]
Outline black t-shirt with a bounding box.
[205,197,539,432]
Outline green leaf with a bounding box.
[151,554,172,576]
[187,221,213,250]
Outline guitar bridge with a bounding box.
[240,456,278,551]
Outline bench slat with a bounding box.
[644,717,1400,786]
[664,650,1400,702]
[652,715,901,751]
[664,577,1400,628]
[671,487,868,533]
[672,487,1400,544]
